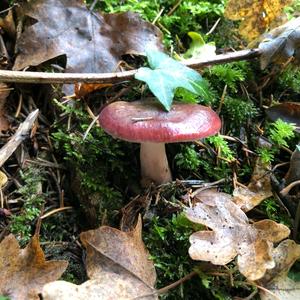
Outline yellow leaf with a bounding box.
[225,0,293,41]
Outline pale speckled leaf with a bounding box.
[185,189,290,280]
[258,240,300,300]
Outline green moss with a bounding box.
[52,100,138,225]
[10,166,46,246]
[204,62,250,93]
[222,97,259,128]
[278,66,300,94]
[144,213,206,299]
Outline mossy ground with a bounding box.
[2,0,300,299]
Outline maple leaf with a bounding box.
[259,17,300,69]
[13,0,163,94]
[0,234,68,300]
[135,50,210,111]
[42,216,157,299]
[225,0,292,42]
[257,240,300,300]
[185,189,290,280]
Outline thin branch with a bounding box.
[0,109,39,167]
[0,48,261,84]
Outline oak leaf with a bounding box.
[225,0,292,42]
[13,0,163,94]
[233,156,272,211]
[185,189,290,280]
[42,216,157,299]
[258,240,300,300]
[0,234,68,300]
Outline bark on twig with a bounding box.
[0,49,261,84]
[0,109,39,167]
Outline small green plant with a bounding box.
[258,119,296,163]
[269,119,295,147]
[10,166,46,246]
[206,135,235,161]
[257,147,275,164]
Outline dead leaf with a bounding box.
[42,216,157,299]
[13,0,163,94]
[259,17,300,69]
[43,274,156,300]
[284,146,300,186]
[0,234,68,300]
[225,0,292,42]
[258,240,300,300]
[0,9,15,37]
[74,83,112,98]
[233,155,272,211]
[266,102,300,132]
[185,189,290,281]
[0,83,10,133]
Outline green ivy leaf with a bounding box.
[135,50,210,111]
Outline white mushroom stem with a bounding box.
[140,142,172,186]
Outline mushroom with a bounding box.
[98,101,221,186]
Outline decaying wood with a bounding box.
[0,49,261,84]
[0,109,39,167]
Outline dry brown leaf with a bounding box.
[0,83,10,133]
[0,234,68,300]
[0,170,7,188]
[42,216,157,299]
[284,146,300,186]
[233,156,272,211]
[13,0,163,94]
[258,240,300,300]
[186,189,290,281]
[0,9,16,37]
[225,0,292,42]
[259,17,300,69]
[74,83,112,98]
[266,102,300,133]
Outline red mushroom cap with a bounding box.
[98,101,221,143]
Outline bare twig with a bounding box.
[0,49,261,84]
[0,109,39,167]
